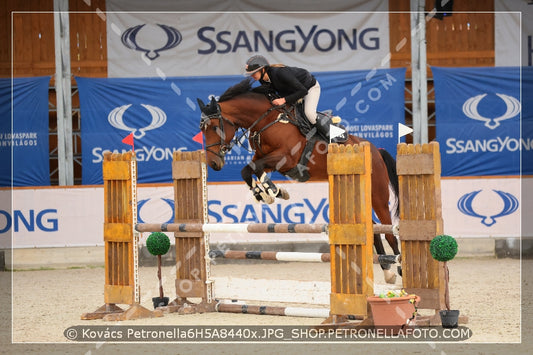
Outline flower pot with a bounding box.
[367,295,420,334]
[152,296,169,309]
[439,309,460,328]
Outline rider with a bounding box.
[244,55,321,129]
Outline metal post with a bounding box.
[418,0,429,144]
[410,0,421,144]
[54,0,73,185]
[410,0,429,144]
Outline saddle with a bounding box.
[279,100,348,144]
[277,100,349,182]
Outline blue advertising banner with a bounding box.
[77,75,243,184]
[523,67,533,175]
[315,68,406,157]
[0,77,51,187]
[432,66,530,176]
[78,68,405,184]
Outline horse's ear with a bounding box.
[197,98,206,110]
[210,96,217,106]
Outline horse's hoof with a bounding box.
[383,269,397,284]
[251,184,264,203]
[260,191,275,204]
[277,188,290,200]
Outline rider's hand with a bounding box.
[272,98,286,106]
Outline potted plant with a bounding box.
[367,289,420,334]
[146,232,171,309]
[430,234,460,328]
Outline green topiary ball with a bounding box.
[146,232,171,256]
[430,234,458,262]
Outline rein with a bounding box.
[203,103,287,158]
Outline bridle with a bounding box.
[199,104,237,160]
[200,101,289,159]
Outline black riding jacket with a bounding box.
[260,66,317,105]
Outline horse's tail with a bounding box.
[379,148,399,218]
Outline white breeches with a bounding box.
[303,82,321,124]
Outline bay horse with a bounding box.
[197,78,401,283]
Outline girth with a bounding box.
[282,136,319,182]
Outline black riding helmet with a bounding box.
[245,55,269,74]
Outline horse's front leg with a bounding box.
[241,158,290,204]
[241,164,269,203]
[257,171,290,202]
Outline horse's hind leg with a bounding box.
[372,179,401,284]
[372,225,396,284]
[374,206,400,284]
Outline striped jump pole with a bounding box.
[137,222,327,234]
[215,302,334,319]
[135,222,398,236]
[208,250,401,265]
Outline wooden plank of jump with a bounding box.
[326,143,373,321]
[82,151,159,321]
[171,150,215,312]
[102,151,135,306]
[397,142,446,322]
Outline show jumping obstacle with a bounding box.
[81,151,161,320]
[83,142,449,326]
[397,143,447,324]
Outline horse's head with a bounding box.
[197,96,237,171]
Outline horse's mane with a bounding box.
[218,77,273,102]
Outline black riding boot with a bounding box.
[315,116,348,143]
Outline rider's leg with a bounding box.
[304,82,320,125]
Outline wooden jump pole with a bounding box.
[137,222,327,234]
[208,250,400,265]
[135,222,397,235]
[215,302,333,319]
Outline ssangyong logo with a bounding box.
[462,93,520,130]
[457,189,519,227]
[121,24,182,60]
[108,104,167,139]
[137,198,175,224]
